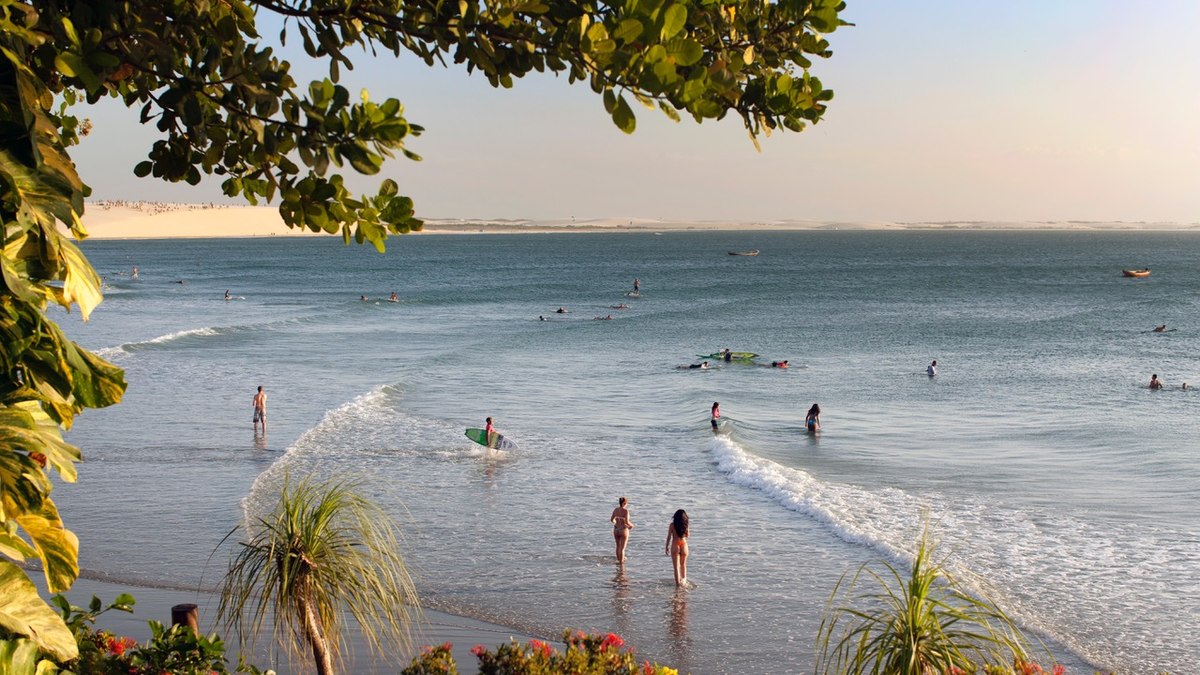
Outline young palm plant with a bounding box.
[815,525,1041,675]
[218,475,420,675]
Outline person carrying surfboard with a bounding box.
[485,416,496,448]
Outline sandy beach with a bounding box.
[75,201,1200,239]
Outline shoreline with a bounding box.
[70,202,1200,240]
[53,575,537,674]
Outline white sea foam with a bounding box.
[93,327,222,358]
[708,435,1199,672]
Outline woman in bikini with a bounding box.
[610,496,634,564]
[665,509,689,587]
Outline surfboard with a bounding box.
[465,428,518,450]
[698,351,758,360]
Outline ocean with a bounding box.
[53,230,1200,674]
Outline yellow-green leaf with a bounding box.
[0,561,78,661]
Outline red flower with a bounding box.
[600,633,625,651]
[643,661,655,675]
[106,635,136,657]
[1053,666,1066,675]
[29,452,47,468]
[528,639,551,658]
[470,644,486,657]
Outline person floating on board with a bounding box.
[225,289,231,301]
[1182,382,1190,391]
[389,291,399,302]
[485,416,497,448]
[771,360,789,368]
[556,307,568,314]
[711,401,721,431]
[252,386,267,434]
[927,360,938,377]
[805,403,821,433]
[1154,324,1167,332]
[1149,374,1163,390]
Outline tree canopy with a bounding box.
[0,0,846,665]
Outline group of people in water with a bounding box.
[709,401,821,433]
[610,497,690,587]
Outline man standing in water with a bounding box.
[252,386,267,433]
[927,360,938,377]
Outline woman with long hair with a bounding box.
[610,496,634,564]
[665,509,689,587]
[805,403,821,433]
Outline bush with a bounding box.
[402,630,677,675]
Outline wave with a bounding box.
[708,435,1198,673]
[90,314,335,359]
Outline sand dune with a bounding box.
[72,201,1200,239]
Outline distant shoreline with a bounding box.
[73,201,1200,240]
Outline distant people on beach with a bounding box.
[805,404,821,433]
[252,386,267,433]
[1149,374,1163,390]
[927,360,938,377]
[665,509,689,587]
[1154,324,1167,333]
[611,496,634,564]
[711,401,721,431]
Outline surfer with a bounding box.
[610,497,634,564]
[711,401,720,431]
[610,303,629,309]
[485,416,496,448]
[1154,324,1167,332]
[633,278,640,293]
[1149,374,1163,390]
[805,404,821,433]
[556,307,568,314]
[1183,382,1190,391]
[131,266,139,279]
[723,348,732,363]
[252,386,267,433]
[771,360,789,368]
[927,360,938,377]
[389,291,399,302]
[675,362,709,370]
[359,295,369,302]
[665,509,689,587]
[539,315,546,321]
[224,289,231,301]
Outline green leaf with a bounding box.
[0,561,78,661]
[613,19,644,44]
[664,38,702,66]
[661,4,687,39]
[611,94,636,134]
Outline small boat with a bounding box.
[729,250,759,256]
[1122,269,1151,278]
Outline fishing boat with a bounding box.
[728,250,759,256]
[1122,269,1151,278]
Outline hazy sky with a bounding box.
[72,1,1200,222]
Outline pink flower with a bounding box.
[600,633,625,651]
[470,644,486,657]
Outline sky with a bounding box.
[71,1,1200,223]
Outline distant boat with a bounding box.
[729,250,759,256]
[1122,269,1151,278]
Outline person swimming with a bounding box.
[1154,324,1167,332]
[556,307,568,314]
[1149,374,1163,390]
[770,360,789,368]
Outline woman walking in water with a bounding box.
[711,401,721,431]
[805,403,821,433]
[610,497,634,564]
[665,509,689,587]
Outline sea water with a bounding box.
[54,231,1200,674]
